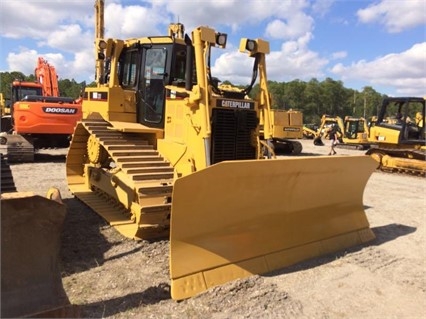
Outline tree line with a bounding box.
[249,78,386,124]
[1,71,386,125]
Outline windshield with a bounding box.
[14,86,43,101]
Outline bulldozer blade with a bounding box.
[1,193,75,318]
[170,155,376,300]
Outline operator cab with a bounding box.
[118,42,188,129]
[11,83,43,103]
[377,97,425,142]
[9,82,44,127]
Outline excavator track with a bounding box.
[66,119,174,240]
[0,134,34,163]
[1,154,17,193]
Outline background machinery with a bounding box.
[66,0,377,300]
[302,123,318,139]
[0,57,82,162]
[262,109,304,155]
[0,92,12,133]
[218,84,303,155]
[342,116,370,149]
[312,114,370,149]
[366,96,425,175]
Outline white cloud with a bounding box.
[6,49,40,76]
[1,1,96,81]
[6,50,72,80]
[1,1,90,39]
[357,0,426,33]
[212,32,327,85]
[330,42,426,95]
[311,0,335,17]
[265,13,314,40]
[37,25,93,54]
[5,48,92,83]
[331,51,347,60]
[70,50,95,82]
[104,3,168,38]
[157,0,311,34]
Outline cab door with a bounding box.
[137,47,168,128]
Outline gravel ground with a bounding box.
[5,139,426,318]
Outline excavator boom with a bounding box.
[35,57,60,97]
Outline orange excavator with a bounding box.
[0,57,82,162]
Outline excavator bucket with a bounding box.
[170,155,376,300]
[1,192,77,318]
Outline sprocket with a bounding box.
[87,135,108,165]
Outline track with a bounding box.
[0,134,35,163]
[367,147,426,177]
[66,119,174,240]
[376,164,425,177]
[0,154,17,193]
[376,169,426,179]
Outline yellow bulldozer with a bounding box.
[366,96,425,175]
[312,114,370,150]
[66,0,377,301]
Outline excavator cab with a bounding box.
[11,81,43,105]
[67,7,377,300]
[344,116,367,139]
[342,116,370,149]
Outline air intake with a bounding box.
[211,108,257,164]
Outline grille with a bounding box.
[211,108,258,164]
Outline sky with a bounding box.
[0,0,425,97]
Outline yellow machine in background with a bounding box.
[313,114,370,150]
[263,109,304,155]
[302,124,318,139]
[312,115,342,145]
[367,97,425,175]
[0,93,12,134]
[66,0,377,300]
[0,93,6,115]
